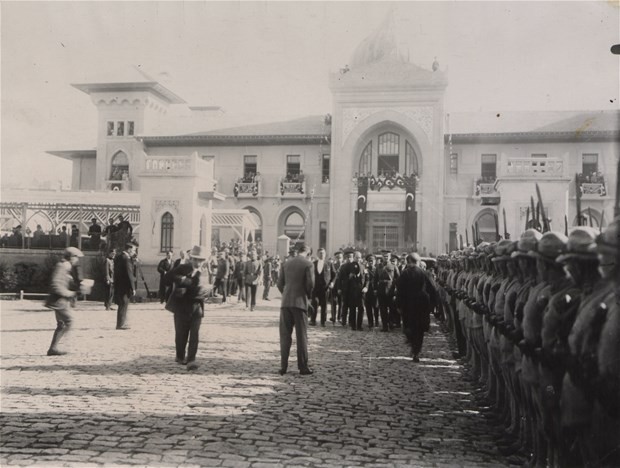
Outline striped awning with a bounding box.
[212,209,259,230]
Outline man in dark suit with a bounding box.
[243,250,262,311]
[113,242,136,330]
[157,251,174,304]
[277,243,315,375]
[363,254,379,328]
[213,250,229,302]
[311,247,334,326]
[164,245,210,371]
[329,251,344,323]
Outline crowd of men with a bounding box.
[434,218,619,467]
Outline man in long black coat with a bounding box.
[396,253,438,362]
[113,242,136,330]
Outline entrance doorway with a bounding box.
[367,212,404,251]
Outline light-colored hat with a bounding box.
[64,247,84,258]
[189,245,207,260]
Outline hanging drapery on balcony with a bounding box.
[355,177,368,243]
[404,176,417,247]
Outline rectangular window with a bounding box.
[244,155,257,181]
[480,154,497,180]
[322,154,330,183]
[582,153,598,176]
[286,155,301,177]
[127,121,134,136]
[319,222,327,249]
[107,121,114,136]
[531,153,547,158]
[116,121,125,136]
[449,153,458,174]
[378,155,399,176]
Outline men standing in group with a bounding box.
[113,241,136,330]
[104,248,115,311]
[157,251,174,304]
[244,250,262,311]
[277,243,314,376]
[311,247,334,326]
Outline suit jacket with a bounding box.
[113,251,135,295]
[313,259,333,288]
[277,255,315,311]
[215,257,229,279]
[243,260,262,285]
[164,263,208,316]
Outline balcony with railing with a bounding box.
[473,177,500,205]
[279,175,306,198]
[503,157,564,178]
[577,173,607,198]
[356,172,419,192]
[233,177,260,198]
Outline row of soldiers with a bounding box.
[435,218,619,467]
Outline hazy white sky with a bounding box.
[1,1,618,189]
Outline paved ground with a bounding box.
[1,294,512,467]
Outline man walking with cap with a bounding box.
[277,243,315,375]
[45,247,83,356]
[114,241,137,330]
[165,245,210,371]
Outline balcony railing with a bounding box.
[504,157,564,178]
[473,178,501,205]
[357,173,419,192]
[234,181,259,198]
[580,182,607,197]
[280,179,306,197]
[105,179,130,191]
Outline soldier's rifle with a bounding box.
[465,229,469,247]
[564,215,568,236]
[494,211,500,241]
[616,153,620,217]
[471,225,476,247]
[588,206,594,228]
[530,196,537,230]
[575,173,582,226]
[525,207,530,231]
[502,208,509,239]
[459,234,464,250]
[535,183,551,233]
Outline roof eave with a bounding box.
[71,82,186,104]
[446,130,620,144]
[138,134,331,147]
[46,150,97,160]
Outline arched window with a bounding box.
[110,152,129,181]
[284,211,305,242]
[358,141,372,175]
[161,212,174,252]
[405,141,419,175]
[378,132,399,176]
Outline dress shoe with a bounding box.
[250,306,255,311]
[412,355,420,363]
[321,323,325,327]
[186,361,199,371]
[381,328,389,332]
[47,349,67,356]
[175,357,187,365]
[116,326,131,330]
[263,298,270,301]
[277,368,287,376]
[299,368,314,376]
[309,321,316,326]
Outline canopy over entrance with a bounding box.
[212,209,260,248]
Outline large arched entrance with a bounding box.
[278,207,305,248]
[243,206,263,242]
[354,122,421,251]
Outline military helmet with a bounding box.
[492,239,513,262]
[556,226,598,263]
[528,231,568,262]
[511,229,542,258]
[590,216,619,255]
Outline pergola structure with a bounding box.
[212,209,260,248]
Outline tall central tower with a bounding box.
[328,14,448,254]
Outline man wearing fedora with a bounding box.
[277,243,315,375]
[164,245,210,371]
[113,241,137,330]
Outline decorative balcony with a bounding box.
[358,172,418,192]
[473,178,501,205]
[577,173,607,198]
[105,179,130,191]
[233,180,259,198]
[279,177,306,198]
[504,157,564,178]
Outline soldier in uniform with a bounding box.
[520,231,568,466]
[329,251,344,324]
[541,227,598,467]
[363,254,379,329]
[338,250,366,330]
[377,251,398,332]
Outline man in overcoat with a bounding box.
[113,241,136,330]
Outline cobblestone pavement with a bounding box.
[1,295,513,467]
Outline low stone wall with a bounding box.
[0,249,159,300]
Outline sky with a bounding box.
[1,1,618,189]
